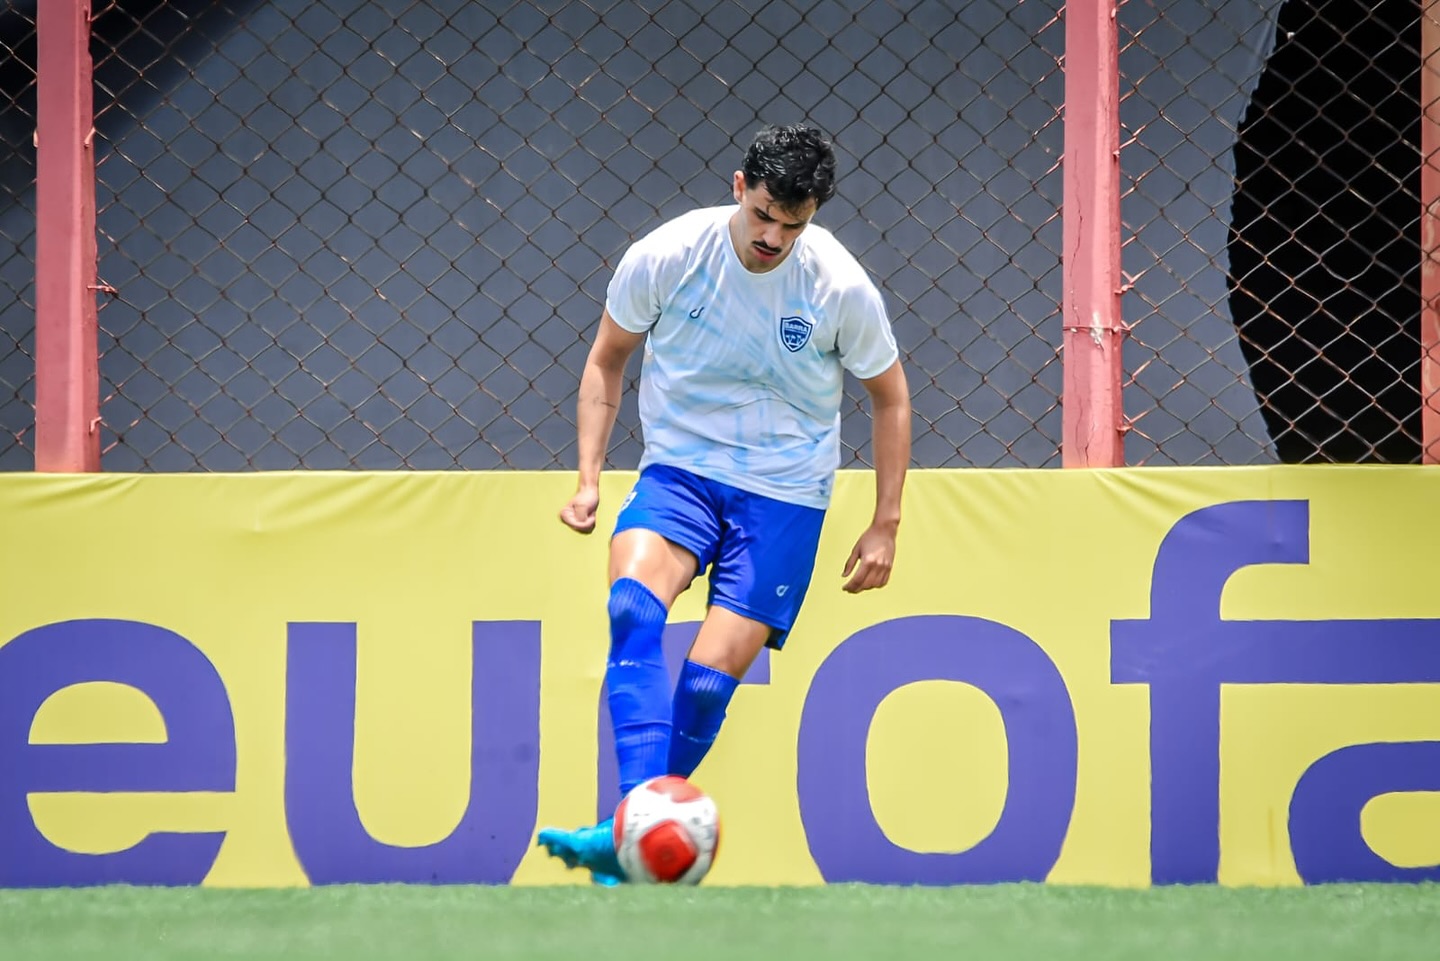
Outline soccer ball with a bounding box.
[613,775,720,885]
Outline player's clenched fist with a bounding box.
[559,486,599,533]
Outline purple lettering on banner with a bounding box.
[0,619,235,887]
[284,621,540,884]
[595,623,770,819]
[1289,742,1440,882]
[1112,500,1440,885]
[797,615,1077,884]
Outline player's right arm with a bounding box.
[560,309,647,534]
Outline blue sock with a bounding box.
[668,659,739,779]
[606,577,672,796]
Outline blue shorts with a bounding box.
[613,465,826,649]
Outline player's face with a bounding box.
[729,173,817,273]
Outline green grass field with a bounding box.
[2,884,1437,961]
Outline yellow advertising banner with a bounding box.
[1,466,1438,888]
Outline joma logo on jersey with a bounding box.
[779,316,814,352]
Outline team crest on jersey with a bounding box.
[779,315,814,352]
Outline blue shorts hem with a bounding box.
[611,517,709,573]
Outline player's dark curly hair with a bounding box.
[741,123,837,212]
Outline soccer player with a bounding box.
[537,123,911,884]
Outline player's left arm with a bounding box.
[842,358,912,593]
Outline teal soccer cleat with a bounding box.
[536,818,625,885]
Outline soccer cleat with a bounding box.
[590,868,624,887]
[536,818,626,884]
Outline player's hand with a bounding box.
[559,485,600,534]
[841,521,897,593]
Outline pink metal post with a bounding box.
[35,0,100,472]
[1424,3,1440,463]
[1062,0,1125,467]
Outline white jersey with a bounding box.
[605,205,899,509]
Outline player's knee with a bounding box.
[688,616,771,679]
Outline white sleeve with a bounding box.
[836,281,900,380]
[604,237,665,334]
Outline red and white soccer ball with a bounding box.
[613,775,721,885]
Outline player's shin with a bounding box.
[667,658,739,778]
[606,577,673,795]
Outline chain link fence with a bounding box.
[0,3,37,469]
[1121,0,1419,464]
[0,0,1424,470]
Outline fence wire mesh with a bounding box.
[0,0,1424,471]
[1121,0,1420,464]
[87,0,1067,471]
[0,3,36,469]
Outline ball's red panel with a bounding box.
[636,819,698,883]
[612,796,629,846]
[644,774,704,803]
